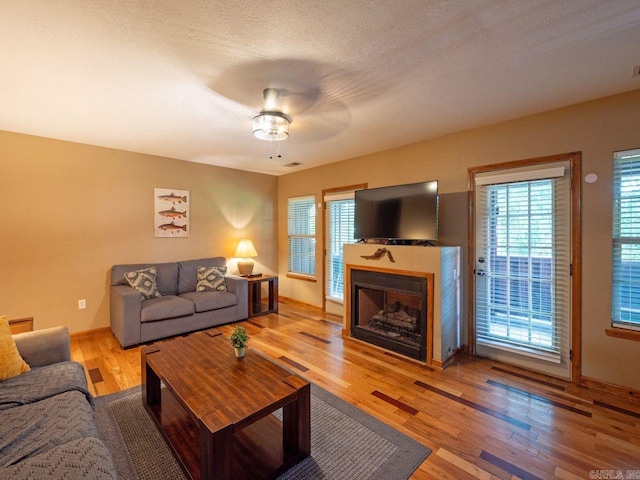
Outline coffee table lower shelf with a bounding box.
[145,388,306,480]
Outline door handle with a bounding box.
[476,270,485,276]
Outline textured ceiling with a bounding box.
[1,0,640,175]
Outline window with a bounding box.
[288,195,316,277]
[474,163,571,371]
[324,191,357,303]
[612,148,640,331]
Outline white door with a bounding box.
[474,162,572,379]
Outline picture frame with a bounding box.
[154,188,190,238]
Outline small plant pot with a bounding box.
[230,326,248,357]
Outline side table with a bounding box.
[9,317,34,334]
[247,275,278,317]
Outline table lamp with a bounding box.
[235,239,258,276]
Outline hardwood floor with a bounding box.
[71,300,640,479]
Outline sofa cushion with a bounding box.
[0,390,98,468]
[111,262,179,296]
[140,296,195,323]
[0,361,92,411]
[196,266,228,292]
[0,315,30,382]
[0,437,116,480]
[125,267,161,301]
[179,291,238,313]
[178,257,226,294]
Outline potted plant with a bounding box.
[229,325,249,358]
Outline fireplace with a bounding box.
[350,269,428,361]
[344,245,460,368]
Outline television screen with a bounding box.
[354,181,438,241]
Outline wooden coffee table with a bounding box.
[141,329,310,480]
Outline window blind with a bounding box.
[475,165,571,362]
[612,148,640,331]
[288,195,316,276]
[324,191,356,303]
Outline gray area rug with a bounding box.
[94,384,430,480]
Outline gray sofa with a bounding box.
[0,327,116,479]
[110,257,248,348]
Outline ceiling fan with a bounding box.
[195,60,358,161]
[252,88,291,142]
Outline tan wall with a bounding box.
[278,88,640,391]
[1,131,278,334]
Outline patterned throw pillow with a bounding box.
[196,266,227,292]
[0,315,31,382]
[124,267,161,301]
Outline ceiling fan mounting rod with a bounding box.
[263,88,280,105]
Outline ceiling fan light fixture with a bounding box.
[252,111,289,141]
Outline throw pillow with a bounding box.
[124,267,162,300]
[0,315,31,382]
[196,266,227,292]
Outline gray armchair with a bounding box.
[13,326,71,368]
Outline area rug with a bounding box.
[94,383,430,480]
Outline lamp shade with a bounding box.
[235,239,258,258]
[252,111,289,141]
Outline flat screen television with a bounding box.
[354,180,438,242]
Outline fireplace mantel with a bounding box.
[343,244,461,368]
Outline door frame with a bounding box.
[468,152,582,382]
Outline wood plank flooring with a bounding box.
[70,300,640,479]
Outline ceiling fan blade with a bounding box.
[182,84,255,135]
[290,97,351,142]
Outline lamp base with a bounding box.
[237,260,254,276]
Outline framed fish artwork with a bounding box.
[154,188,190,237]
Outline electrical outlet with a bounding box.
[78,299,87,310]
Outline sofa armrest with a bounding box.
[110,285,142,348]
[226,274,248,319]
[13,326,71,368]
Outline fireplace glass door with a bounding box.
[351,269,427,361]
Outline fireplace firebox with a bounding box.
[350,269,427,361]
